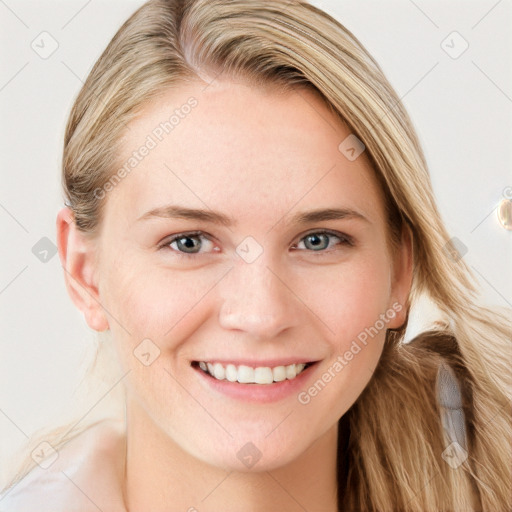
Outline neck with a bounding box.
[123,397,339,512]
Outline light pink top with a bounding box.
[0,419,127,511]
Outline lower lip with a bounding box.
[192,363,319,403]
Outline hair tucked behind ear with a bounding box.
[3,1,511,509]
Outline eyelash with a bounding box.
[158,229,354,258]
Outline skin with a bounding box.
[57,78,412,512]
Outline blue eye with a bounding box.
[164,232,216,255]
[295,231,353,252]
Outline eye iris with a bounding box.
[304,233,329,251]
[177,236,201,253]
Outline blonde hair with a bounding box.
[4,1,511,509]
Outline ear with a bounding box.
[56,207,109,331]
[386,223,413,329]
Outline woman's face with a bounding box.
[70,79,410,471]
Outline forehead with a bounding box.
[108,79,385,228]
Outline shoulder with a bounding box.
[0,418,127,512]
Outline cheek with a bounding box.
[99,260,225,412]
[294,259,394,419]
[295,254,393,352]
[100,255,227,351]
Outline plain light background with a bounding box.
[1,0,511,484]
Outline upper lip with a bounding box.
[192,358,319,368]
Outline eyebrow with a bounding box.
[138,205,232,226]
[138,205,369,226]
[289,207,369,225]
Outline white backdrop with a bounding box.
[1,0,511,485]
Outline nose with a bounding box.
[218,259,301,339]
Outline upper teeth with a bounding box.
[198,362,307,384]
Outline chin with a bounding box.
[193,432,309,473]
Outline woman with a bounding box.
[2,0,510,510]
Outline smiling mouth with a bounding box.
[192,361,315,384]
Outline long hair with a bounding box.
[3,1,511,510]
